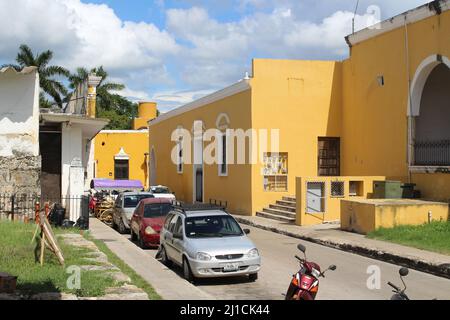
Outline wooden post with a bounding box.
[40,231,46,266]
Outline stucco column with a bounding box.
[87,74,102,118]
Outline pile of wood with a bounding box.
[94,197,115,226]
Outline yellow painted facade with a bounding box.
[341,199,449,234]
[94,102,157,188]
[148,3,450,229]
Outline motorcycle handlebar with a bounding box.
[295,255,303,262]
[388,282,400,292]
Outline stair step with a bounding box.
[256,211,296,223]
[282,196,297,202]
[269,204,296,213]
[276,200,296,208]
[263,208,296,218]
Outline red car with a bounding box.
[130,198,173,249]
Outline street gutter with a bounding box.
[234,215,450,280]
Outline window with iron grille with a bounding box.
[114,160,129,180]
[331,181,345,198]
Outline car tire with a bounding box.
[118,220,128,234]
[249,273,258,282]
[183,257,196,284]
[139,234,147,249]
[111,219,117,230]
[131,229,137,242]
[160,246,172,267]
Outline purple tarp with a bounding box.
[91,179,144,190]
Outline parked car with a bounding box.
[130,198,174,249]
[149,185,176,200]
[159,203,261,283]
[111,192,155,234]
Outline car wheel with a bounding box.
[139,234,147,249]
[118,220,127,234]
[160,246,172,267]
[111,219,117,230]
[249,273,258,282]
[183,257,196,284]
[131,229,137,242]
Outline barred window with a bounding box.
[331,181,345,198]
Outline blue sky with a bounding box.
[0,0,430,112]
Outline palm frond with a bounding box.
[16,44,36,67]
[42,65,70,78]
[36,50,54,69]
[100,82,125,92]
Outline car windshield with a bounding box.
[144,203,173,218]
[185,215,244,238]
[151,187,171,194]
[124,195,154,208]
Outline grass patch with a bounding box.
[367,221,450,255]
[85,233,162,300]
[0,221,116,297]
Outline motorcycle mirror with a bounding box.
[297,244,306,253]
[329,265,337,271]
[399,268,409,277]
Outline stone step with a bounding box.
[282,196,297,202]
[256,211,296,224]
[269,204,296,213]
[263,207,296,218]
[276,200,297,208]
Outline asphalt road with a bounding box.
[134,225,450,300]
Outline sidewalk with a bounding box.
[233,215,450,279]
[88,218,214,300]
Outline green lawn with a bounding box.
[0,221,160,299]
[367,222,450,255]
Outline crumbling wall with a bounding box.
[0,156,41,195]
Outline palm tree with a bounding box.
[2,44,70,108]
[67,66,125,111]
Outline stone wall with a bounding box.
[0,156,41,196]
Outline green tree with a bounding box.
[2,44,69,108]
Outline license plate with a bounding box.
[223,263,239,272]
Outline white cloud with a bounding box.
[0,0,431,111]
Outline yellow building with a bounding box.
[149,0,450,226]
[94,102,157,188]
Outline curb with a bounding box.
[234,216,450,280]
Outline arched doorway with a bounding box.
[192,121,204,203]
[410,55,450,167]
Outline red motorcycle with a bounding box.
[285,244,337,300]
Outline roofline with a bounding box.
[346,0,450,47]
[0,66,38,75]
[99,130,148,134]
[148,79,251,127]
[40,113,110,126]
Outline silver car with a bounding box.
[159,205,261,282]
[112,192,155,234]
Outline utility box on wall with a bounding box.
[373,181,403,199]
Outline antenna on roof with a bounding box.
[352,0,360,34]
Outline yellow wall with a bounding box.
[95,131,149,187]
[133,102,157,130]
[296,176,385,226]
[149,90,253,215]
[341,10,450,192]
[250,59,343,214]
[341,199,449,234]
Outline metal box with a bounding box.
[373,181,403,199]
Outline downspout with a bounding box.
[404,16,413,184]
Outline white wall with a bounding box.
[61,123,83,198]
[0,69,40,157]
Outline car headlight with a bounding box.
[196,252,212,261]
[145,226,157,235]
[247,248,259,258]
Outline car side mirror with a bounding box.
[173,233,183,240]
[243,229,251,235]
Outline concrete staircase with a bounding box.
[256,196,297,224]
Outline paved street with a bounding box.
[135,225,450,300]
